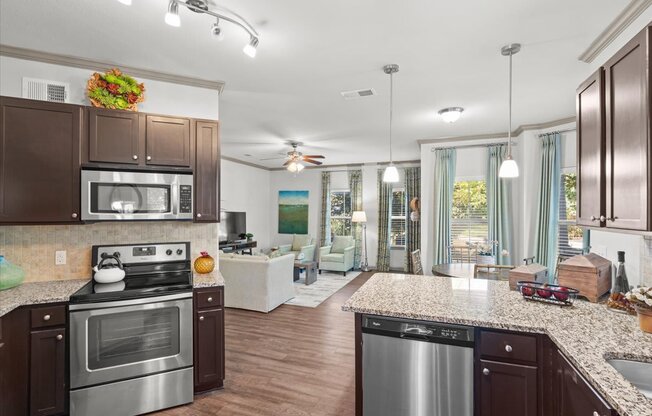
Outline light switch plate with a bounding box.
[55,250,66,265]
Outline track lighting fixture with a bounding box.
[211,19,224,41]
[165,0,181,27]
[243,36,259,58]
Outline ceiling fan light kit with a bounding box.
[120,0,260,57]
[383,64,400,183]
[498,43,521,178]
[438,107,464,123]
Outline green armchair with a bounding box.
[319,235,355,276]
[278,234,316,261]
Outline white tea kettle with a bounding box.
[93,253,126,284]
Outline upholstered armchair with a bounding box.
[319,235,355,276]
[278,234,316,261]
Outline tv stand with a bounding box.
[219,240,257,255]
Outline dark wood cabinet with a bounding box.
[194,121,220,222]
[479,359,538,416]
[556,350,614,416]
[88,107,141,164]
[30,328,66,416]
[0,97,82,224]
[146,115,191,167]
[604,26,650,231]
[193,287,225,393]
[576,69,606,227]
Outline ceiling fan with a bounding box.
[279,141,325,172]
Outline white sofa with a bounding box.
[219,252,296,313]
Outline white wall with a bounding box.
[0,56,219,119]
[220,159,272,250]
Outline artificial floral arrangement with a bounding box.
[87,68,145,111]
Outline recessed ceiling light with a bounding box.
[438,107,464,123]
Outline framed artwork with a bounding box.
[278,190,309,234]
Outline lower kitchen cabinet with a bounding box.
[479,359,538,416]
[556,350,615,416]
[193,287,225,393]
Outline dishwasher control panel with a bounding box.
[362,315,474,344]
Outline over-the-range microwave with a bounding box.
[81,169,193,221]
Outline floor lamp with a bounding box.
[352,211,369,272]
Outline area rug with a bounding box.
[285,270,361,308]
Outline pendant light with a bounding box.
[498,43,521,178]
[383,64,400,183]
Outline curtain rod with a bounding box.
[540,128,576,136]
[431,141,518,151]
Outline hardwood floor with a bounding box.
[158,271,375,416]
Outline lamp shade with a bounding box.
[383,165,399,183]
[351,211,367,223]
[498,157,519,178]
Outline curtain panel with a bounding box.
[376,169,392,271]
[319,172,331,247]
[404,167,421,273]
[348,169,363,269]
[433,149,456,265]
[534,132,561,277]
[487,145,514,266]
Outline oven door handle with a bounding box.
[69,292,192,311]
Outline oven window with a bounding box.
[87,307,180,370]
[90,183,171,214]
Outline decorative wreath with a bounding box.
[87,68,145,111]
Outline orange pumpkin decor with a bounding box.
[194,251,215,274]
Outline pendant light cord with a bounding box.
[508,51,512,156]
[389,71,394,164]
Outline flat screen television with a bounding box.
[219,211,247,243]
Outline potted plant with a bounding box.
[625,287,652,333]
[238,233,254,242]
[472,240,498,265]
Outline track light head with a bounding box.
[165,0,181,27]
[211,21,224,40]
[243,36,259,58]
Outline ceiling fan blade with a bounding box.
[282,160,291,167]
[304,159,323,165]
[302,155,325,159]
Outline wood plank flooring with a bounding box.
[157,271,375,416]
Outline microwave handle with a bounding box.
[171,181,180,215]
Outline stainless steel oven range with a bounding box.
[69,242,194,416]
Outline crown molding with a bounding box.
[417,116,575,145]
[0,44,225,93]
[578,0,652,63]
[221,156,271,170]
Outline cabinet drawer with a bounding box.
[195,288,223,309]
[479,330,537,363]
[30,305,66,329]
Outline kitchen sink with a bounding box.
[607,359,652,399]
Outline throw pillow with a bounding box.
[291,234,311,251]
[331,236,352,254]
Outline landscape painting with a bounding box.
[278,190,309,234]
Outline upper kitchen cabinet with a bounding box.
[87,107,142,164]
[0,97,82,224]
[146,115,192,167]
[194,121,220,222]
[576,23,651,231]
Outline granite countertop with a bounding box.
[0,279,90,317]
[193,270,224,288]
[342,273,652,416]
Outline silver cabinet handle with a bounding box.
[207,297,213,302]
[43,314,51,321]
[505,345,513,353]
[199,316,205,321]
[599,215,606,222]
[147,156,152,161]
[132,155,138,160]
[482,368,490,376]
[590,216,597,222]
[593,412,599,416]
[56,334,63,341]
[197,213,202,218]
[71,213,78,219]
[607,216,617,222]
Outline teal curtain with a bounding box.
[319,172,331,247]
[376,169,392,271]
[433,149,456,265]
[487,145,513,265]
[404,167,421,272]
[534,133,561,277]
[348,170,363,269]
[583,229,591,254]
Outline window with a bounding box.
[330,190,351,239]
[559,172,584,257]
[451,180,488,262]
[390,189,407,247]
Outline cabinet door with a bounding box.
[194,121,220,222]
[30,328,66,416]
[88,108,141,164]
[0,97,81,224]
[576,69,605,227]
[146,115,191,167]
[194,307,224,392]
[557,351,613,416]
[604,27,650,230]
[479,359,537,416]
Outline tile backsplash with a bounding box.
[0,222,219,282]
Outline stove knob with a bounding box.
[176,249,183,255]
[166,249,173,255]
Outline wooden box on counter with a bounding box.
[508,262,548,290]
[557,253,611,302]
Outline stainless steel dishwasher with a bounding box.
[362,315,474,416]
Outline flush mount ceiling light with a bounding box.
[119,0,259,57]
[438,107,464,123]
[383,64,400,183]
[498,43,521,178]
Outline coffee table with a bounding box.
[293,260,318,285]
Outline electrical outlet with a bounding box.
[55,250,66,265]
